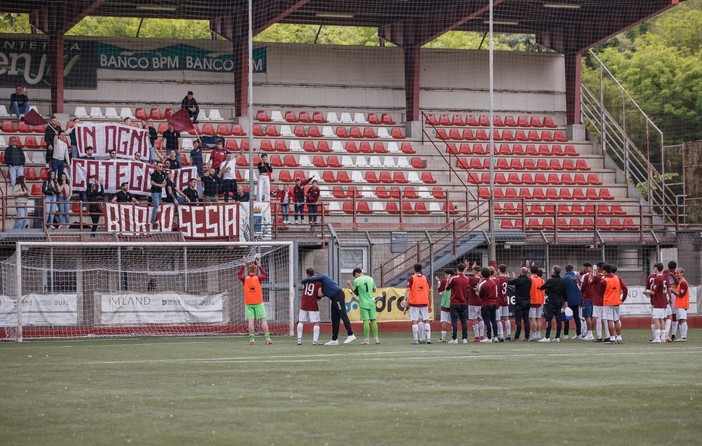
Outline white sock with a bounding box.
[655,329,662,341]
[424,322,431,341]
[417,322,426,341]
[441,330,447,340]
[680,321,688,338]
[604,322,610,338]
[297,322,303,340]
[665,318,672,336]
[412,323,419,341]
[505,320,511,337]
[497,320,504,338]
[479,320,485,337]
[651,323,656,339]
[671,321,679,337]
[313,325,320,343]
[595,318,602,338]
[472,323,479,338]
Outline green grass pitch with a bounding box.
[1,330,700,445]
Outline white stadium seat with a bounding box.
[89,107,104,118]
[0,105,9,117]
[355,156,368,168]
[74,106,89,118]
[340,112,353,123]
[120,107,134,119]
[289,140,302,152]
[353,113,367,124]
[270,110,283,121]
[208,109,224,121]
[326,112,339,123]
[104,107,119,119]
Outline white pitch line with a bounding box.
[4,347,702,368]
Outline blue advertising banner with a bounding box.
[97,43,267,73]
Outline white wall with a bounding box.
[2,38,566,119]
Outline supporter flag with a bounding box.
[167,109,195,133]
[23,109,47,126]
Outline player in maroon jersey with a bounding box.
[297,268,324,345]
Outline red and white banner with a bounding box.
[104,202,175,233]
[98,292,226,325]
[71,159,196,195]
[75,122,150,158]
[178,203,239,239]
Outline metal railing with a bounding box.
[581,50,680,226]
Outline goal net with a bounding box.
[0,240,295,341]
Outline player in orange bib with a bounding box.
[403,263,433,344]
[238,256,272,345]
[669,268,690,342]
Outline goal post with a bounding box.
[0,241,295,342]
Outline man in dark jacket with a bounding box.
[181,90,200,123]
[563,265,582,339]
[508,266,532,341]
[4,136,25,186]
[539,265,567,342]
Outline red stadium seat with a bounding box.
[232,124,246,136]
[401,143,415,154]
[411,157,426,169]
[294,125,308,138]
[226,139,239,152]
[432,187,446,199]
[260,140,274,152]
[393,172,408,184]
[547,173,561,185]
[373,142,388,153]
[379,172,393,183]
[349,127,363,138]
[283,155,298,167]
[538,145,551,156]
[376,186,390,199]
[575,159,590,171]
[421,172,437,184]
[256,110,271,122]
[451,114,464,126]
[543,116,557,128]
[439,114,451,125]
[303,141,317,153]
[478,115,490,126]
[270,155,284,167]
[465,115,478,126]
[149,108,162,120]
[31,183,43,196]
[135,108,147,120]
[587,173,602,185]
[336,127,349,138]
[312,112,327,123]
[599,189,613,200]
[252,124,265,136]
[551,144,565,156]
[345,142,359,153]
[586,189,600,200]
[529,116,543,127]
[386,202,400,214]
[23,167,38,180]
[493,115,504,127]
[527,130,541,141]
[381,113,396,125]
[322,171,337,183]
[525,144,538,156]
[462,129,475,141]
[446,143,459,155]
[359,142,373,153]
[368,113,381,125]
[540,130,555,142]
[425,114,437,125]
[565,145,579,156]
[517,116,529,127]
[312,155,326,168]
[317,141,332,152]
[275,140,289,152]
[327,155,342,168]
[298,111,312,123]
[278,170,293,183]
[504,115,516,127]
[347,186,362,199]
[284,111,298,122]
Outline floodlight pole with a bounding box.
[488,0,497,265]
[247,0,255,239]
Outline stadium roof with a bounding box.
[3,0,682,52]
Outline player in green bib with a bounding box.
[347,267,380,345]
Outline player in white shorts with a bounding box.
[297,268,323,345]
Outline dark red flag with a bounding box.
[167,109,195,133]
[23,108,47,126]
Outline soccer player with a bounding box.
[670,268,689,342]
[579,262,595,340]
[496,264,511,341]
[302,272,356,345]
[436,270,453,342]
[467,264,483,342]
[589,262,610,342]
[477,268,498,343]
[347,267,380,345]
[298,268,323,345]
[662,260,678,341]
[591,264,628,344]
[528,265,545,341]
[445,264,470,344]
[644,262,668,343]
[403,263,432,345]
[238,256,272,345]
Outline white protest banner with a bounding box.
[75,122,150,158]
[104,202,175,233]
[0,294,78,327]
[98,292,226,325]
[178,203,239,239]
[71,159,196,195]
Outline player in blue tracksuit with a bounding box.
[302,273,356,345]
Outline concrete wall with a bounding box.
[3,38,565,120]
